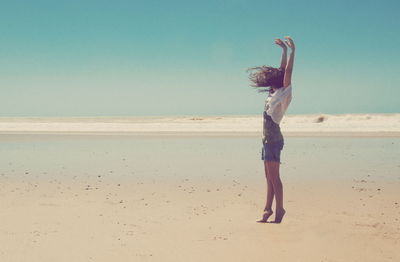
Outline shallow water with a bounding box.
[0,135,399,183]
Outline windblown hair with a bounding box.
[247,66,285,93]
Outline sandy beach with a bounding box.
[2,0,399,260]
[0,128,399,261]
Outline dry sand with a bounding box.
[0,135,399,261]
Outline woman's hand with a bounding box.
[274,38,287,50]
[284,36,295,51]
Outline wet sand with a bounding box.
[0,135,399,261]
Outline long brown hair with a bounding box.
[247,66,285,93]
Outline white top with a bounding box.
[265,84,292,124]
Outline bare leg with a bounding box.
[264,160,275,211]
[266,160,286,223]
[257,161,274,223]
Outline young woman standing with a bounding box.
[248,36,295,223]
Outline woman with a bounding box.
[248,36,295,223]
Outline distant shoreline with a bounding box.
[0,113,398,121]
[0,113,399,136]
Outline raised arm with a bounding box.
[274,38,287,69]
[283,36,295,88]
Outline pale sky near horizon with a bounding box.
[0,0,399,117]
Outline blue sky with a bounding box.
[0,0,399,116]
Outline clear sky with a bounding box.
[0,0,399,117]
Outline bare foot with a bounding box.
[273,208,286,223]
[257,210,273,223]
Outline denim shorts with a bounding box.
[261,140,284,162]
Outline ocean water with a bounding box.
[0,135,399,183]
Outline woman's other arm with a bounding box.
[283,36,295,88]
[275,38,287,69]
